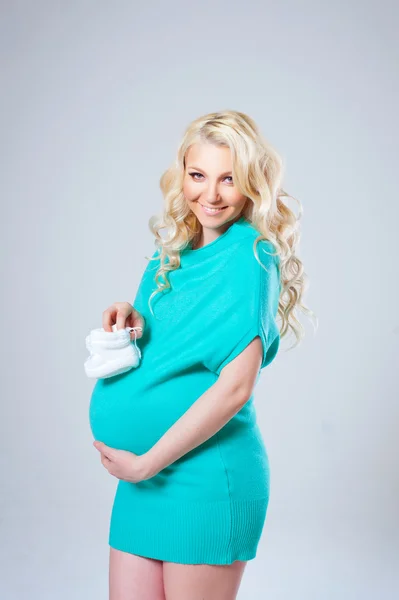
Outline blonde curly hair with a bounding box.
[144,109,317,349]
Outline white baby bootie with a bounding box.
[84,325,142,379]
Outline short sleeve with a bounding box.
[202,240,281,375]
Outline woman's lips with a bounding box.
[199,203,228,215]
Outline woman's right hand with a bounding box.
[102,302,145,340]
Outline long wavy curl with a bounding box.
[144,109,317,349]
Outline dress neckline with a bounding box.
[180,215,253,265]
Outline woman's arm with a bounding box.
[140,336,263,479]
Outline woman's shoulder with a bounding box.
[232,225,279,270]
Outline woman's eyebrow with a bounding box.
[187,166,232,176]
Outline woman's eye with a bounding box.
[189,172,203,180]
[189,172,233,184]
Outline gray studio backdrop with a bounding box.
[1,2,398,599]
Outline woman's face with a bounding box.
[183,142,248,229]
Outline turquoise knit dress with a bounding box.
[89,216,281,565]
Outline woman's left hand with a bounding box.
[93,441,154,483]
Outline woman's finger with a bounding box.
[116,303,134,331]
[101,454,111,468]
[127,309,145,340]
[102,304,120,332]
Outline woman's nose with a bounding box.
[204,182,220,203]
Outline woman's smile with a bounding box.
[199,202,229,215]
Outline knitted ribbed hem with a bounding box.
[108,481,268,565]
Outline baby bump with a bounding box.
[88,368,218,455]
[88,372,184,455]
[89,375,150,454]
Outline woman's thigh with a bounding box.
[162,560,247,600]
[109,547,166,600]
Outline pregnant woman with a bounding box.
[89,110,314,600]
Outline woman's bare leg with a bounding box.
[162,560,247,600]
[109,547,166,600]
